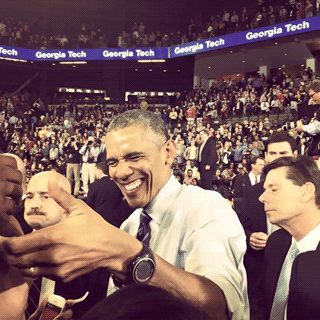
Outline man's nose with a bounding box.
[114,160,134,180]
[259,190,267,203]
[29,197,41,209]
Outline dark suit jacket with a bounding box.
[238,180,267,315]
[240,181,267,243]
[87,176,132,228]
[256,228,320,320]
[199,137,217,172]
[233,173,251,216]
[55,268,110,319]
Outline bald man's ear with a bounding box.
[164,139,177,166]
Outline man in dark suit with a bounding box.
[87,161,132,228]
[257,156,320,319]
[239,132,296,318]
[198,129,217,190]
[233,156,264,216]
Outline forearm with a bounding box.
[149,254,229,320]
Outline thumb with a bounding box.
[47,172,80,216]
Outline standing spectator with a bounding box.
[230,11,239,31]
[87,161,131,228]
[184,138,198,163]
[64,135,81,197]
[169,107,178,129]
[279,5,288,22]
[198,129,217,190]
[305,0,314,17]
[79,136,99,197]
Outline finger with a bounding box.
[17,259,95,282]
[47,174,83,215]
[54,309,73,320]
[66,300,75,308]
[0,164,22,184]
[0,181,23,205]
[7,246,62,269]
[3,225,57,256]
[0,154,19,168]
[28,296,48,320]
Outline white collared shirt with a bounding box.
[108,175,249,319]
[248,171,260,185]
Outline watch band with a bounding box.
[112,243,156,288]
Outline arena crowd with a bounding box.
[0,70,315,197]
[0,0,318,49]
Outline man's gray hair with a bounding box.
[306,80,320,93]
[107,110,170,147]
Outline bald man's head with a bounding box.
[24,171,71,230]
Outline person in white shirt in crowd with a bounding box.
[79,136,100,197]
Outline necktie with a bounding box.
[269,243,299,320]
[137,210,152,246]
[26,276,42,317]
[255,176,258,185]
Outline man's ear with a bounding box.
[164,139,177,166]
[301,182,316,204]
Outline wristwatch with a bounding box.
[113,243,156,287]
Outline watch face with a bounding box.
[134,258,155,283]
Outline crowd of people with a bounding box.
[0,72,320,319]
[0,70,315,193]
[118,0,320,48]
[0,0,319,49]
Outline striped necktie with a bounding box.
[269,242,299,320]
[137,210,152,246]
[26,276,42,317]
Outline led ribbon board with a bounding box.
[0,16,319,62]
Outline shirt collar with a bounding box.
[143,174,182,225]
[294,222,320,253]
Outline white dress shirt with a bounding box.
[248,171,261,185]
[108,175,249,320]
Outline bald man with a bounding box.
[24,171,71,231]
[24,171,109,319]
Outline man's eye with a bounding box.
[107,161,118,167]
[129,155,143,162]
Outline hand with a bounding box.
[0,155,22,215]
[295,120,303,132]
[249,232,268,251]
[205,165,210,170]
[28,296,74,320]
[2,172,142,282]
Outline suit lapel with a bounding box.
[264,229,292,314]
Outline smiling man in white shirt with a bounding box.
[4,110,249,320]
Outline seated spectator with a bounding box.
[183,168,194,185]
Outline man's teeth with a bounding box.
[124,180,142,191]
